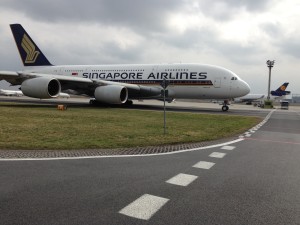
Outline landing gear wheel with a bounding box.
[222,105,229,111]
[125,100,133,106]
[89,99,96,105]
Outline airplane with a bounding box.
[235,82,291,105]
[271,82,290,96]
[0,24,250,111]
[0,89,70,98]
[0,89,23,96]
[57,92,70,98]
[0,88,71,98]
[234,94,265,105]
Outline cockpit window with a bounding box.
[231,77,238,80]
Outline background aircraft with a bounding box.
[235,82,291,105]
[0,88,70,98]
[0,89,23,96]
[0,24,250,111]
[234,94,265,104]
[271,82,290,96]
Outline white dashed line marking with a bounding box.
[221,146,236,151]
[193,161,215,169]
[119,194,169,220]
[209,152,226,158]
[166,173,198,186]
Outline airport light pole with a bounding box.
[161,78,169,135]
[266,60,275,100]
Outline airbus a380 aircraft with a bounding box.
[0,24,250,111]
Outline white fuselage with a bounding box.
[26,63,250,100]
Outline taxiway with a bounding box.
[0,107,299,224]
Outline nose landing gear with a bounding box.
[221,100,229,111]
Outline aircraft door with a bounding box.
[214,77,221,88]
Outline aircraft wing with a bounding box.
[0,71,20,85]
[0,71,95,95]
[18,72,93,83]
[93,79,142,91]
[0,71,162,97]
[93,79,162,98]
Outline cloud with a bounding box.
[185,0,274,21]
[2,0,185,34]
[278,38,300,59]
[0,0,300,94]
[219,0,274,11]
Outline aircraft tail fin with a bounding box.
[10,24,52,66]
[271,82,290,96]
[276,82,289,92]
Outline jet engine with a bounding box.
[94,85,128,104]
[21,77,61,98]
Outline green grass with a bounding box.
[0,103,261,150]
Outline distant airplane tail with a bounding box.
[271,82,291,96]
[10,24,52,66]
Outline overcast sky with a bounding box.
[1,0,299,94]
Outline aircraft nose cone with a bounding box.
[235,79,250,97]
[242,80,251,95]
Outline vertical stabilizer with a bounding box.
[271,82,290,96]
[10,24,52,66]
[276,82,289,92]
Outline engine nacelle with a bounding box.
[21,77,61,98]
[94,85,128,104]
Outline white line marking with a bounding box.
[209,152,226,158]
[119,194,169,220]
[0,139,243,161]
[166,173,198,186]
[193,161,215,169]
[245,134,252,137]
[221,146,236,151]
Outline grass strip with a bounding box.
[0,104,261,150]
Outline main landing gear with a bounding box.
[221,100,229,112]
[89,98,133,106]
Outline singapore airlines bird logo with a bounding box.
[21,34,40,63]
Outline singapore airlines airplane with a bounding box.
[0,24,250,111]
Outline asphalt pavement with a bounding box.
[1,108,300,224]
